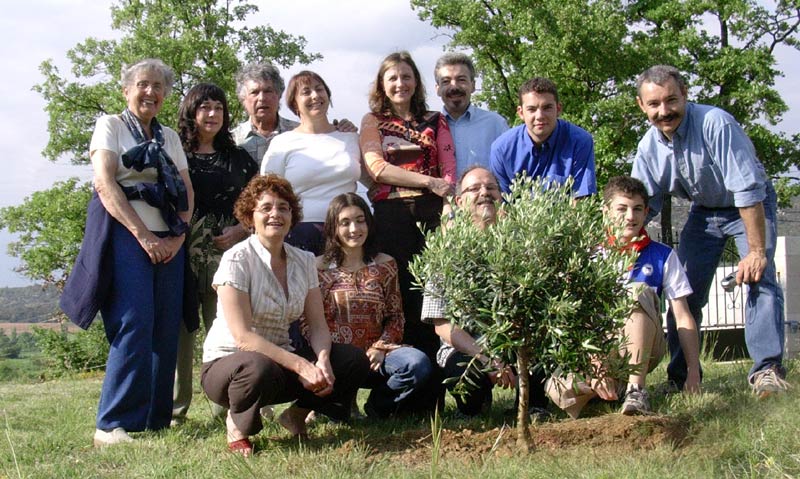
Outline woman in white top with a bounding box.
[260,70,362,256]
[201,174,369,457]
[87,58,194,446]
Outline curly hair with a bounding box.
[322,193,378,266]
[178,83,236,153]
[368,51,427,118]
[285,70,333,117]
[602,176,649,205]
[234,174,303,230]
[235,62,285,102]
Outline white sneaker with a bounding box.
[93,427,133,447]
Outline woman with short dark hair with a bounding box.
[201,174,369,457]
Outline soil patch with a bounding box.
[347,414,689,465]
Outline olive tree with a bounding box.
[410,177,638,450]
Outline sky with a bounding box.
[0,0,798,288]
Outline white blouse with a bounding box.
[202,236,318,362]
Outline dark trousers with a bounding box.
[373,194,442,360]
[442,352,549,416]
[201,344,369,436]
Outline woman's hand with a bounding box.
[213,224,247,251]
[333,118,358,133]
[316,354,336,390]
[161,235,185,263]
[137,233,169,264]
[137,234,184,264]
[297,357,334,397]
[365,348,385,372]
[427,177,454,198]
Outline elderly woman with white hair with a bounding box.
[82,58,194,446]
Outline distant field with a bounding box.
[0,322,79,333]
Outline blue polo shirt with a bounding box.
[443,103,509,176]
[489,119,596,196]
[632,102,768,222]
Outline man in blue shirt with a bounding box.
[631,65,788,397]
[434,53,509,176]
[489,77,596,196]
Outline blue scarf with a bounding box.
[119,108,189,236]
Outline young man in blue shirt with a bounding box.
[490,77,596,197]
[631,65,788,397]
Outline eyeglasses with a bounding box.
[461,183,500,194]
[135,80,164,93]
[255,204,292,215]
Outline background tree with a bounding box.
[0,0,319,287]
[410,177,637,451]
[411,0,800,233]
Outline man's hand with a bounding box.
[333,118,358,133]
[736,249,767,284]
[591,377,619,401]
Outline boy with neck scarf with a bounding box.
[545,176,701,418]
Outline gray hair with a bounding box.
[121,59,175,96]
[434,52,476,83]
[636,65,687,95]
[235,63,285,101]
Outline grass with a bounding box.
[0,355,798,478]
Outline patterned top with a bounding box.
[186,147,258,289]
[360,111,456,202]
[420,279,465,368]
[202,238,318,362]
[316,259,405,352]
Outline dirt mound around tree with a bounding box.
[344,414,689,464]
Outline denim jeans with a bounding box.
[364,346,434,417]
[667,185,785,384]
[97,222,184,431]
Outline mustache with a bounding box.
[445,87,467,98]
[655,113,677,122]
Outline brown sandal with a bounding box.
[228,438,253,457]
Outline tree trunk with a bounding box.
[516,349,532,452]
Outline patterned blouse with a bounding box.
[316,258,405,352]
[359,111,456,202]
[186,147,258,289]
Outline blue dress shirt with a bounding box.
[443,103,509,176]
[489,119,596,196]
[632,102,768,221]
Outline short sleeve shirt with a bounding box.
[202,237,318,362]
[89,114,188,231]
